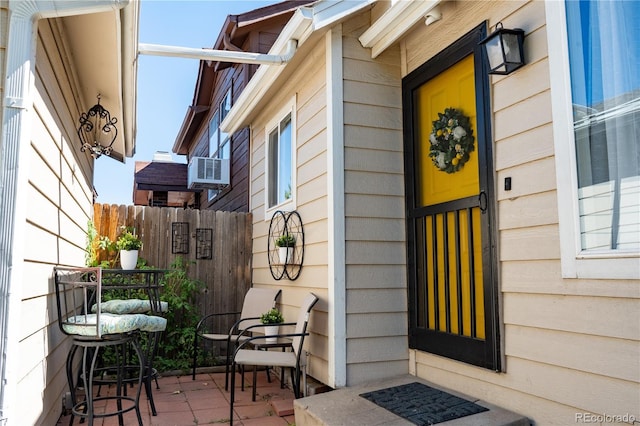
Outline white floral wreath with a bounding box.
[428,108,475,173]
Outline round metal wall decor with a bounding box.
[268,210,304,280]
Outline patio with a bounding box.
[57,370,296,426]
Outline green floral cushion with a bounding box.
[92,299,169,315]
[62,313,167,337]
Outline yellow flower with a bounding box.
[456,153,463,159]
[452,157,459,166]
[436,129,443,137]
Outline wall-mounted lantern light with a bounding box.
[479,22,525,75]
[77,94,118,158]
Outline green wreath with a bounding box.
[428,108,475,173]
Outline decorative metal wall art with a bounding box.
[196,228,213,260]
[267,210,304,280]
[172,222,189,254]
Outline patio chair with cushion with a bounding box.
[229,292,319,426]
[192,287,282,390]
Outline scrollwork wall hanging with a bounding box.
[267,210,304,280]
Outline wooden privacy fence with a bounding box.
[93,203,252,319]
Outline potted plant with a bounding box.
[275,233,296,264]
[260,308,284,343]
[116,227,142,270]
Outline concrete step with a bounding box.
[294,375,530,426]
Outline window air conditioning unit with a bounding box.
[188,157,230,189]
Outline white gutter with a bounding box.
[221,0,375,136]
[0,1,130,422]
[138,39,299,65]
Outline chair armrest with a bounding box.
[235,331,309,353]
[230,316,261,334]
[238,321,297,337]
[196,311,241,331]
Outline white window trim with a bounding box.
[208,89,232,202]
[546,0,639,280]
[265,96,297,218]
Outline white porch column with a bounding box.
[326,26,347,389]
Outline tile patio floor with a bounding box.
[57,370,296,426]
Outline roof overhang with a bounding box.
[62,1,139,162]
[221,0,376,135]
[358,0,441,59]
[171,1,315,155]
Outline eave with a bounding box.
[359,0,441,59]
[221,0,376,135]
[62,1,139,162]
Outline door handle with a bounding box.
[479,191,488,213]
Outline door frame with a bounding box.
[402,22,501,371]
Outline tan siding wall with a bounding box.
[401,1,640,422]
[16,19,95,425]
[0,0,6,131]
[250,37,331,384]
[342,12,407,385]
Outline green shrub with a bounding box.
[155,257,205,372]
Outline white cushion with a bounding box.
[92,299,169,314]
[62,313,167,337]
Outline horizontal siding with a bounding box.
[505,325,639,382]
[494,123,554,171]
[346,336,408,363]
[500,224,561,261]
[249,35,330,385]
[416,351,639,423]
[347,360,407,385]
[14,19,96,426]
[501,259,640,298]
[504,293,639,341]
[498,190,558,230]
[345,264,407,290]
[401,0,640,423]
[347,312,407,338]
[342,12,408,386]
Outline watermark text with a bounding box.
[575,412,636,423]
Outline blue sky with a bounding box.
[94,0,274,205]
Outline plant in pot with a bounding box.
[116,227,142,270]
[260,308,284,343]
[275,233,296,264]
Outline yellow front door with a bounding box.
[403,24,499,370]
[415,54,485,339]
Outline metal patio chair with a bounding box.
[192,287,282,390]
[229,292,319,426]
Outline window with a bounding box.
[266,101,295,211]
[208,89,232,200]
[547,1,640,279]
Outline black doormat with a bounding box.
[360,382,488,425]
